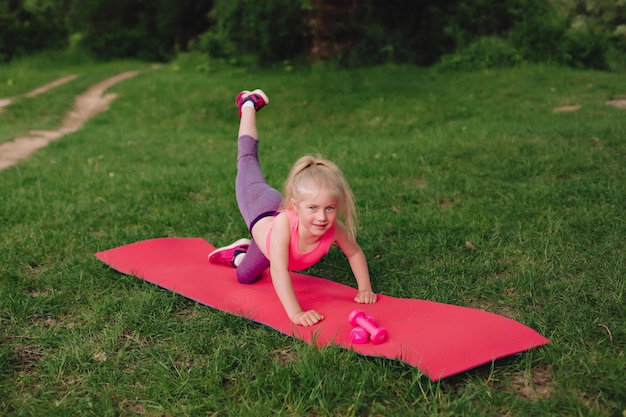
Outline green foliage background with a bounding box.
[1,0,624,69]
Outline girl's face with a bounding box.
[292,185,338,239]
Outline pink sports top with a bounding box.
[266,209,335,271]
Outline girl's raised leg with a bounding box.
[210,89,280,284]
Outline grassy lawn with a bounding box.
[0,52,148,143]
[1,53,625,416]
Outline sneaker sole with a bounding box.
[250,89,270,105]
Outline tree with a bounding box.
[0,0,70,62]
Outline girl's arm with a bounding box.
[334,222,377,304]
[269,213,324,326]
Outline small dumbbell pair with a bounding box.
[349,309,388,345]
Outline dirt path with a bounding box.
[1,70,623,172]
[0,71,139,170]
[606,98,626,109]
[0,75,77,113]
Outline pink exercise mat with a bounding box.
[96,237,549,380]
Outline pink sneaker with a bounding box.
[236,89,269,117]
[208,238,251,267]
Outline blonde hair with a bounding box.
[282,155,358,240]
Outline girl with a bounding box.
[209,89,377,327]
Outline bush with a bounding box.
[359,0,452,66]
[437,36,521,71]
[0,0,69,63]
[67,0,168,61]
[67,0,213,62]
[508,6,570,64]
[563,30,611,70]
[2,0,622,69]
[197,0,310,64]
[509,14,612,70]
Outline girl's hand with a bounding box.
[354,290,377,304]
[291,310,324,327]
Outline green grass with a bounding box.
[0,51,147,142]
[1,52,625,416]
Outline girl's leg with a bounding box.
[239,104,259,139]
[233,93,282,284]
[236,239,270,284]
[235,135,283,228]
[235,90,281,228]
[234,135,282,284]
[209,91,274,279]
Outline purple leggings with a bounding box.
[235,135,283,283]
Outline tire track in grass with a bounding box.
[0,74,78,112]
[0,71,140,170]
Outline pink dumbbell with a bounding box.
[349,327,369,344]
[348,310,388,344]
